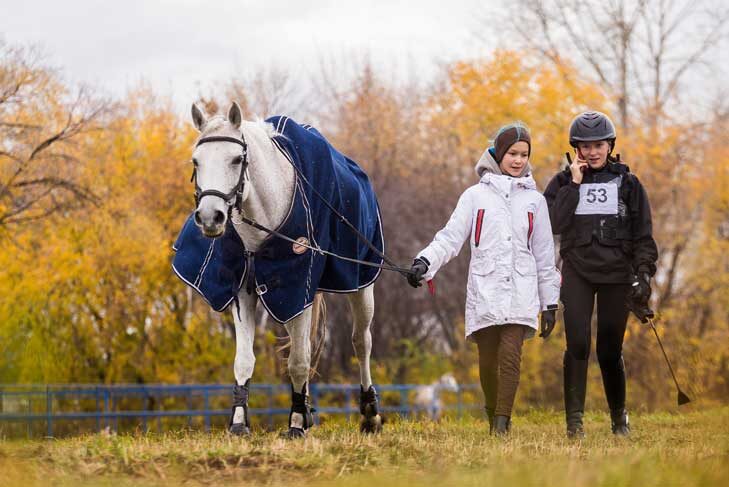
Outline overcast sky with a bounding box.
[3,0,495,112]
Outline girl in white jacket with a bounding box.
[408,123,561,435]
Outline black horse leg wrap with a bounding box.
[290,383,315,429]
[360,385,380,417]
[230,379,251,427]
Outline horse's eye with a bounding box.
[192,158,199,167]
[232,155,243,165]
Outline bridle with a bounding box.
[191,134,249,215]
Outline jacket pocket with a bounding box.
[514,255,537,276]
[513,256,540,320]
[469,257,499,323]
[471,256,496,276]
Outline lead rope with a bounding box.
[233,212,414,276]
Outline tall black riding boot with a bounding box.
[610,408,630,436]
[564,351,588,439]
[599,355,629,436]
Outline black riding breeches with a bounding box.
[560,262,631,412]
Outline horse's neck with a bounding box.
[234,123,295,251]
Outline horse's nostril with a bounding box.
[194,210,202,226]
[213,210,226,225]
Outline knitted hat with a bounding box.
[493,123,531,163]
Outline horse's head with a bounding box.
[438,373,459,392]
[190,102,251,237]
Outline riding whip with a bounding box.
[647,317,691,406]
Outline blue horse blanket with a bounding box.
[172,116,384,323]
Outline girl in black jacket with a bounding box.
[544,111,658,438]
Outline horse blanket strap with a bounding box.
[172,116,386,323]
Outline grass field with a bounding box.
[1,407,727,487]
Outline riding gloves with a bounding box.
[539,305,558,338]
[407,257,430,288]
[630,273,652,304]
[628,273,654,323]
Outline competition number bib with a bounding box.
[575,183,618,215]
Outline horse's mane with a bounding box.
[199,115,280,141]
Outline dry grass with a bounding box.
[1,407,728,486]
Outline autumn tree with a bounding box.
[498,0,729,127]
[0,41,108,231]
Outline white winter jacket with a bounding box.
[417,150,561,339]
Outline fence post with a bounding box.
[95,387,101,432]
[345,387,352,422]
[46,386,53,437]
[103,388,110,431]
[203,388,210,433]
[157,391,162,434]
[27,392,32,439]
[400,388,409,418]
[112,394,118,433]
[457,387,463,419]
[267,385,274,430]
[187,387,193,428]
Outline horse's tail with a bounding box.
[309,292,327,379]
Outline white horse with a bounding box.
[413,373,459,420]
[189,102,383,437]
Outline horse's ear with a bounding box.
[191,103,207,131]
[228,102,242,130]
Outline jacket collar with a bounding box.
[480,171,537,192]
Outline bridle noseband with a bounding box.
[191,134,249,214]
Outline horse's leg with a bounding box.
[229,290,258,436]
[283,309,314,438]
[348,284,383,433]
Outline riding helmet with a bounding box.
[569,111,616,149]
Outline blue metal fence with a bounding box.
[0,383,482,438]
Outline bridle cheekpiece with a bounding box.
[191,134,249,215]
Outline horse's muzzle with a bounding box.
[194,207,226,237]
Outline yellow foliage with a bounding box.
[431,50,608,186]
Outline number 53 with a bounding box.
[586,188,608,203]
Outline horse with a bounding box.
[413,373,459,420]
[183,102,384,438]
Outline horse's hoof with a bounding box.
[360,414,384,434]
[281,427,307,439]
[228,423,251,436]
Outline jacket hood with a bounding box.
[475,147,533,178]
[480,171,538,191]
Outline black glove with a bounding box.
[628,273,653,323]
[629,303,655,323]
[539,305,558,338]
[630,273,652,303]
[407,257,429,288]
